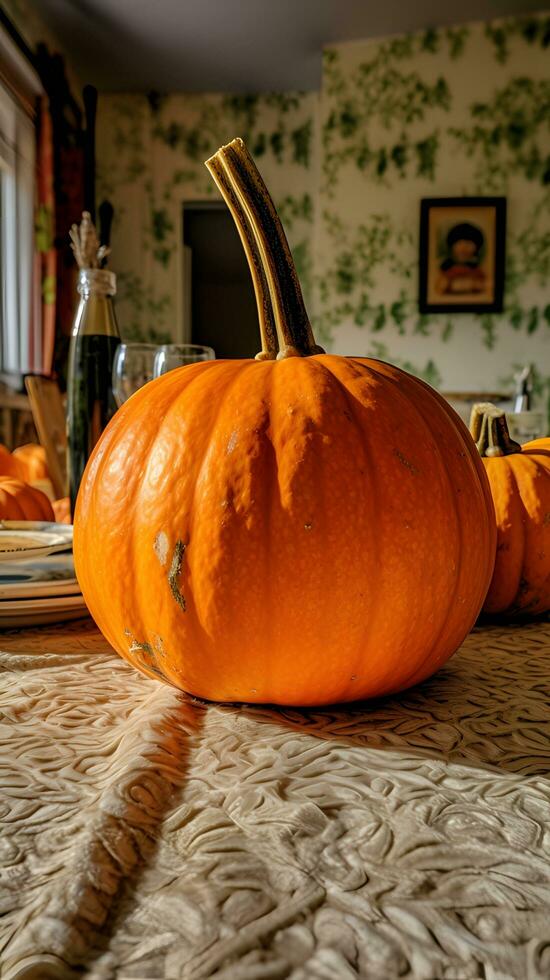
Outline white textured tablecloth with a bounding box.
[1,619,549,979]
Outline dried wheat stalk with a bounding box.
[69,211,111,269]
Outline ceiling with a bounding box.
[36,0,548,92]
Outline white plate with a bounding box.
[0,553,79,599]
[0,522,73,562]
[0,593,88,628]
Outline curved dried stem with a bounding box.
[206,138,324,359]
[205,155,278,360]
[470,403,522,458]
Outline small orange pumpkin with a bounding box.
[471,403,550,616]
[52,496,71,524]
[0,478,54,521]
[0,445,24,479]
[74,139,496,706]
[13,444,50,483]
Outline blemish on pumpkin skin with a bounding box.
[168,540,187,612]
[226,430,238,454]
[394,449,418,475]
[153,633,165,657]
[125,632,165,680]
[129,638,154,658]
[304,523,313,531]
[154,531,169,566]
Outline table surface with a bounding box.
[1,618,549,980]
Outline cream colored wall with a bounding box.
[95,13,550,409]
[317,16,550,402]
[95,93,319,344]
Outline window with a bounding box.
[0,24,42,381]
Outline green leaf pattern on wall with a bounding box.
[97,14,550,415]
[96,92,317,342]
[322,42,452,191]
[315,13,550,410]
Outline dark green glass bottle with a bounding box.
[66,268,121,516]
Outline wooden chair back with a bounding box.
[24,376,67,499]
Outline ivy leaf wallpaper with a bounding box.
[96,93,318,346]
[96,13,550,405]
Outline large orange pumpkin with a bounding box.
[0,478,54,521]
[74,139,495,706]
[471,402,550,616]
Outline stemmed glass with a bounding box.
[112,343,158,407]
[153,344,215,377]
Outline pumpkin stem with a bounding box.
[469,402,522,458]
[205,138,324,359]
[205,153,278,360]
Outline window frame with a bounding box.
[0,23,43,384]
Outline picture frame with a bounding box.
[418,197,506,314]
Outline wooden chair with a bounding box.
[0,382,35,448]
[24,376,67,499]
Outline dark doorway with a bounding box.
[183,202,259,358]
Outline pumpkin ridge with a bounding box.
[188,360,261,521]
[307,356,381,697]
[187,359,276,697]
[186,358,263,564]
[265,357,369,700]
[485,455,526,613]
[354,359,471,688]
[358,358,452,687]
[418,386,496,652]
[0,478,54,521]
[420,379,496,585]
[522,447,550,459]
[507,456,533,610]
[465,402,545,615]
[94,408,165,659]
[437,389,497,561]
[76,368,214,660]
[142,360,249,683]
[186,362,272,691]
[359,358,497,686]
[258,363,277,690]
[507,453,550,613]
[309,354,480,697]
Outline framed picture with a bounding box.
[418,197,506,313]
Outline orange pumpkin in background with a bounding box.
[74,139,496,706]
[52,496,71,525]
[13,444,50,483]
[0,478,54,521]
[0,445,24,479]
[471,403,550,616]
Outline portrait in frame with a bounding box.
[419,197,506,314]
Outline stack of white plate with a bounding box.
[0,522,88,628]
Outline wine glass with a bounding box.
[153,344,215,377]
[112,343,158,407]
